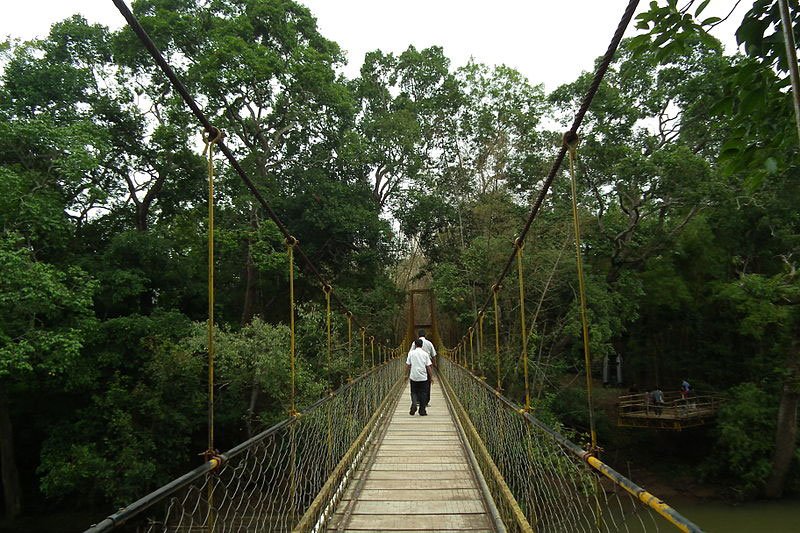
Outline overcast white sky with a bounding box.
[1,0,749,91]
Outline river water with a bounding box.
[668,497,800,532]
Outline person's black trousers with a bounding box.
[410,379,428,415]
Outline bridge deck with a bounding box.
[327,380,497,532]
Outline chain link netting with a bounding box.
[439,356,663,533]
[91,358,404,533]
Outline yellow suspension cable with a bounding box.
[286,236,299,416]
[360,328,366,369]
[202,126,222,533]
[347,312,353,372]
[202,127,222,460]
[468,327,475,372]
[323,286,333,470]
[324,285,332,381]
[566,133,598,452]
[370,336,375,367]
[515,239,531,412]
[492,285,502,391]
[478,312,485,377]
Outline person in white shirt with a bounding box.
[409,329,436,407]
[409,329,436,363]
[406,338,433,416]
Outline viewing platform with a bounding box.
[617,391,723,430]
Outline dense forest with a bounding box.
[0,0,798,527]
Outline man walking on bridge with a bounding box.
[409,329,436,406]
[406,338,433,416]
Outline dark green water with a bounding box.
[670,497,800,533]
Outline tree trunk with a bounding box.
[764,378,799,498]
[0,391,22,519]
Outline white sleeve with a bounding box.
[405,353,412,365]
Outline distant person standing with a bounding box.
[409,329,436,406]
[681,379,691,400]
[651,387,665,415]
[406,338,432,416]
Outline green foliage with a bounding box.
[37,311,202,505]
[181,317,326,430]
[0,234,97,379]
[3,0,800,518]
[703,383,778,498]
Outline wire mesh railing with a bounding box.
[438,356,702,533]
[87,357,405,533]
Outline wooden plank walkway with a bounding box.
[327,380,497,532]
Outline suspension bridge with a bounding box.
[85,1,704,531]
[85,297,701,532]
